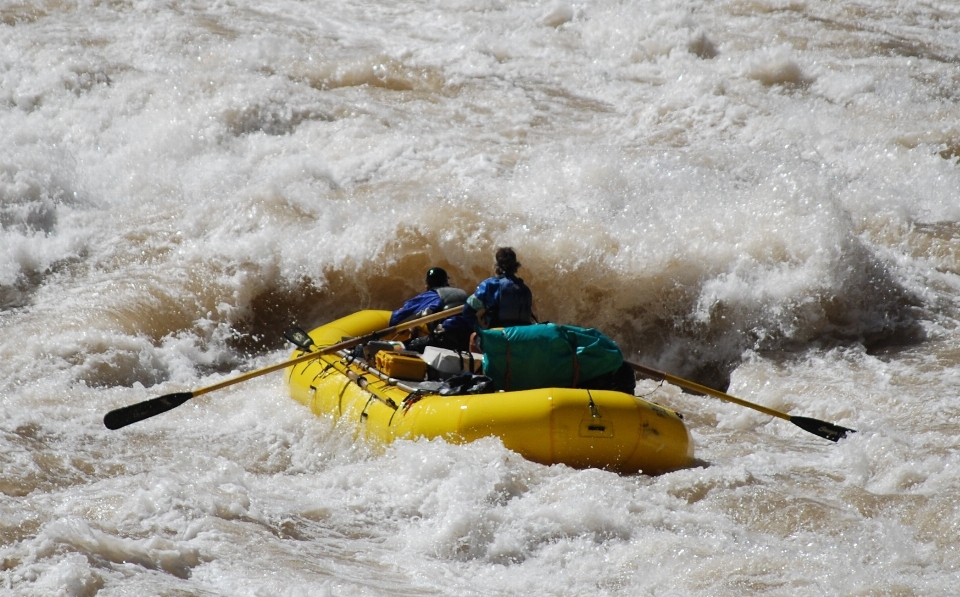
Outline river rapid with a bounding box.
[2,1,960,595]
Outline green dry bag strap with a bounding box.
[562,326,580,388]
[503,329,512,392]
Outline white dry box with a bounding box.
[420,346,484,377]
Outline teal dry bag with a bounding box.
[477,323,624,392]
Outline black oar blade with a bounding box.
[790,416,856,442]
[283,327,315,351]
[103,392,195,430]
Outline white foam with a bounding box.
[3,0,960,594]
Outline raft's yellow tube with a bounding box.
[285,310,693,474]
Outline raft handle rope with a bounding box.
[635,379,665,400]
[587,391,601,419]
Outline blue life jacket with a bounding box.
[490,275,533,328]
[390,286,470,328]
[389,290,441,326]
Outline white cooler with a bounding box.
[420,346,484,377]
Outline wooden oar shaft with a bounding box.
[191,306,464,398]
[627,361,855,442]
[629,361,789,421]
[104,306,464,429]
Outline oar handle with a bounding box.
[103,306,465,429]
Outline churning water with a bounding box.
[2,0,960,595]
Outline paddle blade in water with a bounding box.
[103,392,195,430]
[790,416,856,442]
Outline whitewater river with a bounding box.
[3,0,960,595]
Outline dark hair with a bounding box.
[495,247,520,276]
[425,267,449,288]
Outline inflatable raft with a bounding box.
[284,310,694,474]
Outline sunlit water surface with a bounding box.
[2,0,960,595]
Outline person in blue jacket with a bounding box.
[463,247,537,329]
[392,268,474,353]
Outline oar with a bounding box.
[103,306,464,430]
[283,326,316,351]
[626,361,856,442]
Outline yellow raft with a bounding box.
[285,310,694,475]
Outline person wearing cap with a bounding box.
[389,268,473,352]
[463,247,537,329]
